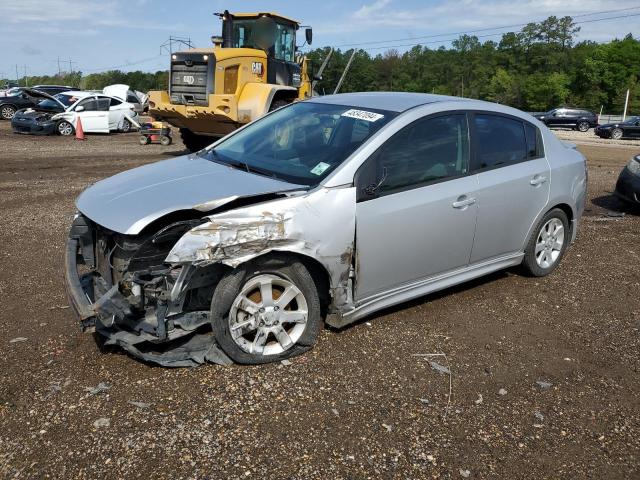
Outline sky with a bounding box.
[0,0,639,79]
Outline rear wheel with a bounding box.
[120,118,132,133]
[139,135,150,145]
[57,121,74,136]
[577,121,590,132]
[522,208,569,277]
[179,128,214,152]
[210,255,322,364]
[160,135,172,146]
[611,128,623,140]
[1,105,16,120]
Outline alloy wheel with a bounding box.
[577,121,589,132]
[1,106,15,119]
[58,122,73,136]
[611,128,623,140]
[535,218,565,269]
[228,274,308,356]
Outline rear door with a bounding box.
[74,96,109,133]
[469,113,550,264]
[355,113,478,299]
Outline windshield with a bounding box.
[199,102,396,186]
[623,116,640,124]
[52,93,79,108]
[5,88,21,97]
[231,17,295,60]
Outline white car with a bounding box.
[11,90,139,136]
[103,84,146,115]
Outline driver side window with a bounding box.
[372,114,470,195]
[76,97,98,111]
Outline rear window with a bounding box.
[524,123,544,159]
[473,114,527,169]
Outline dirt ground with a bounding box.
[0,121,638,480]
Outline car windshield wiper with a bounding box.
[207,149,279,180]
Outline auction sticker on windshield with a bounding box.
[341,109,384,122]
[310,162,331,176]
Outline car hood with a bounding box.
[14,108,57,118]
[76,155,306,235]
[597,122,624,129]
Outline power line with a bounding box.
[81,54,167,73]
[334,6,640,49]
[356,12,640,52]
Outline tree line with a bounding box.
[2,16,638,114]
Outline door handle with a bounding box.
[530,175,548,186]
[452,196,476,209]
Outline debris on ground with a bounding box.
[127,401,151,409]
[382,423,393,432]
[498,388,508,396]
[9,337,27,343]
[536,380,553,390]
[428,361,451,375]
[474,394,483,405]
[460,468,471,478]
[84,382,111,395]
[92,418,110,428]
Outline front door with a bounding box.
[469,113,550,263]
[74,96,109,133]
[355,113,478,300]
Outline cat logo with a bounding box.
[183,75,195,85]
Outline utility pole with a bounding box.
[57,56,62,76]
[311,48,333,92]
[334,49,357,95]
[23,65,28,86]
[15,64,19,84]
[622,89,630,121]
[160,36,193,56]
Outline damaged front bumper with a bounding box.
[64,214,231,367]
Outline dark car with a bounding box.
[614,154,640,205]
[595,116,640,140]
[0,88,67,120]
[11,91,78,135]
[31,85,74,96]
[533,108,598,132]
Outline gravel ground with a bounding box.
[553,128,640,147]
[0,123,639,479]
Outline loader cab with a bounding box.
[220,11,309,88]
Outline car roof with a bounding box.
[59,91,92,98]
[307,92,472,113]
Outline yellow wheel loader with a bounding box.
[148,10,315,152]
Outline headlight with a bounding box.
[203,55,209,61]
[627,156,640,175]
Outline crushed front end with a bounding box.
[64,213,232,367]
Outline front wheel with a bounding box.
[522,208,569,277]
[611,128,623,140]
[210,255,322,364]
[57,121,74,136]
[577,121,590,132]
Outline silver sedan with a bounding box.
[64,92,587,366]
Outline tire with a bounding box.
[611,128,623,140]
[57,121,74,136]
[210,254,323,364]
[139,135,150,145]
[269,99,290,112]
[160,135,172,146]
[120,118,131,133]
[1,105,16,120]
[522,208,569,277]
[577,121,590,132]
[179,128,213,152]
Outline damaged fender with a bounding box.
[166,186,357,315]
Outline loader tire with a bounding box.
[179,128,214,152]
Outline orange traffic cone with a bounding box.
[75,117,86,141]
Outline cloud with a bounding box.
[315,0,640,44]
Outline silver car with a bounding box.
[64,92,587,367]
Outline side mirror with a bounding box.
[76,105,85,112]
[305,28,313,45]
[313,74,323,82]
